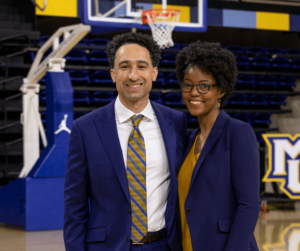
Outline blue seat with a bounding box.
[149,92,162,104]
[90,91,115,105]
[65,49,87,64]
[268,94,287,106]
[278,76,297,88]
[164,73,179,88]
[187,115,199,128]
[68,70,90,85]
[88,38,110,46]
[255,132,265,143]
[285,48,300,55]
[39,90,47,105]
[236,75,256,89]
[252,113,272,124]
[162,93,183,106]
[249,57,270,70]
[248,94,269,106]
[226,45,246,54]
[90,70,114,85]
[236,56,250,70]
[290,58,300,72]
[173,43,187,50]
[39,77,46,85]
[226,94,249,106]
[87,50,109,65]
[245,46,266,55]
[41,111,47,124]
[159,53,176,68]
[74,91,90,104]
[153,72,164,87]
[255,75,277,89]
[39,35,51,44]
[77,39,89,45]
[231,113,252,125]
[270,57,290,72]
[265,47,286,56]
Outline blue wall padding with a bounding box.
[207,8,223,26]
[0,179,26,226]
[290,14,300,31]
[28,72,73,178]
[223,9,256,29]
[190,7,198,24]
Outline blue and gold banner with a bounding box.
[263,134,300,200]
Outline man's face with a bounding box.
[110,44,158,106]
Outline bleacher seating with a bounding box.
[28,39,300,145]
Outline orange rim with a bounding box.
[142,9,181,24]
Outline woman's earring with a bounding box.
[182,98,185,105]
[218,99,221,108]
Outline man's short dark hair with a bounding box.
[176,41,238,108]
[106,33,161,69]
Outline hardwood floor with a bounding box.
[1,211,300,250]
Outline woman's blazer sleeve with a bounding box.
[225,123,260,251]
[64,121,90,251]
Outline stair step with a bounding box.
[0,21,32,31]
[0,6,19,15]
[0,13,25,22]
[0,0,14,5]
[0,29,40,40]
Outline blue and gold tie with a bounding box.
[127,115,148,243]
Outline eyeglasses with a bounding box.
[180,82,219,94]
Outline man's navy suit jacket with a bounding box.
[64,99,187,251]
[182,110,260,251]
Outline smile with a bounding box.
[189,100,203,104]
[126,83,143,88]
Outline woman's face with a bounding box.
[182,66,225,118]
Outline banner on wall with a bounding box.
[263,134,300,200]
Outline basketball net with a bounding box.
[142,9,181,49]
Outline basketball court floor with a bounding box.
[1,210,300,251]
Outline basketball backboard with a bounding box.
[81,0,207,32]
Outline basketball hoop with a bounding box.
[142,9,181,49]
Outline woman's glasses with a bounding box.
[180,82,218,94]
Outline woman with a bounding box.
[176,41,260,251]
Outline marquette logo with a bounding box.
[263,134,300,199]
[263,224,300,251]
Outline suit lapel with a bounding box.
[93,100,130,203]
[151,102,176,200]
[183,128,200,164]
[188,111,229,193]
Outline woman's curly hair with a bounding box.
[106,33,161,69]
[176,41,238,108]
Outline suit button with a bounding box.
[126,236,131,242]
[127,208,131,213]
[186,208,191,214]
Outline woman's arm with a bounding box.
[225,123,260,251]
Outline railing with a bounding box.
[31,0,47,11]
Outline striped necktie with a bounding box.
[127,115,148,243]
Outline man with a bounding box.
[64,33,186,251]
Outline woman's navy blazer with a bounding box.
[182,110,260,251]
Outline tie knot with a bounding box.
[131,115,144,127]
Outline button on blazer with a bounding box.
[182,110,260,251]
[64,99,187,251]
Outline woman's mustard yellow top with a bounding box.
[178,134,200,251]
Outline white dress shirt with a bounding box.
[114,96,170,232]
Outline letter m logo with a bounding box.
[263,134,300,199]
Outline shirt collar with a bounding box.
[115,96,155,123]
